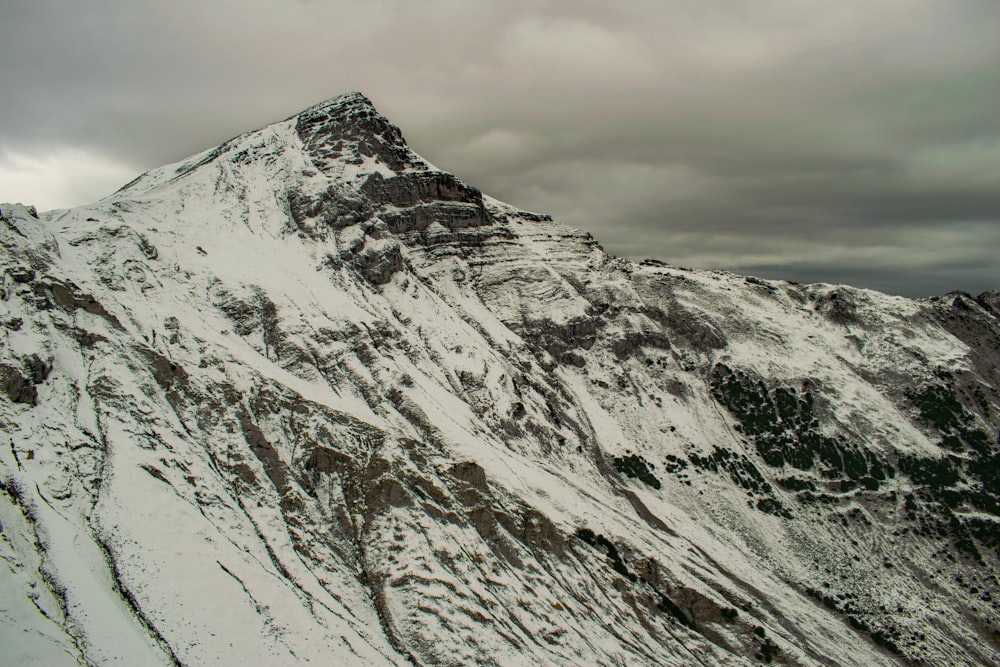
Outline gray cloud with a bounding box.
[2,0,998,297]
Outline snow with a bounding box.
[1,93,996,666]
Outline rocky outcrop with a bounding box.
[380,202,488,234]
[360,171,482,208]
[0,363,37,405]
[296,91,422,175]
[978,290,1000,319]
[354,238,404,286]
[287,184,373,236]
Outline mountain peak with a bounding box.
[109,91,430,201]
[3,90,1000,666]
[295,91,424,175]
[296,90,378,120]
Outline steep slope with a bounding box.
[2,92,999,666]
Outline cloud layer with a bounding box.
[2,0,998,296]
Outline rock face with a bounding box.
[2,93,1000,666]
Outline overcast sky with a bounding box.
[2,0,998,297]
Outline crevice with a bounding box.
[216,560,264,609]
[356,538,420,666]
[91,532,185,667]
[0,476,92,666]
[87,396,183,666]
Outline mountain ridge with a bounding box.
[2,92,999,666]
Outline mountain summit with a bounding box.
[2,94,999,666]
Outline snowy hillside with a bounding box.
[2,92,999,666]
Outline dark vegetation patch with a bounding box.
[755,498,788,516]
[896,376,1000,558]
[898,455,961,490]
[749,625,780,664]
[906,376,991,456]
[796,491,838,505]
[900,464,988,562]
[903,374,997,507]
[757,637,779,663]
[663,454,687,473]
[661,454,693,485]
[689,448,770,495]
[709,365,886,487]
[966,517,1000,558]
[684,447,790,517]
[613,454,661,490]
[804,588,904,656]
[776,476,815,492]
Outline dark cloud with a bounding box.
[2,0,998,297]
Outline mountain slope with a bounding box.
[2,92,999,666]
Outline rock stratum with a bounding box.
[2,92,1000,666]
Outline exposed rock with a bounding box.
[287,184,373,236]
[978,290,1000,319]
[380,201,488,234]
[814,288,862,326]
[360,171,482,208]
[513,315,601,361]
[34,276,122,327]
[0,363,36,405]
[355,238,404,285]
[295,91,421,175]
[23,354,51,385]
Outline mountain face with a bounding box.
[2,92,1000,666]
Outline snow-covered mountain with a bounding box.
[2,92,999,666]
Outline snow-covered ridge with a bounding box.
[2,94,999,666]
